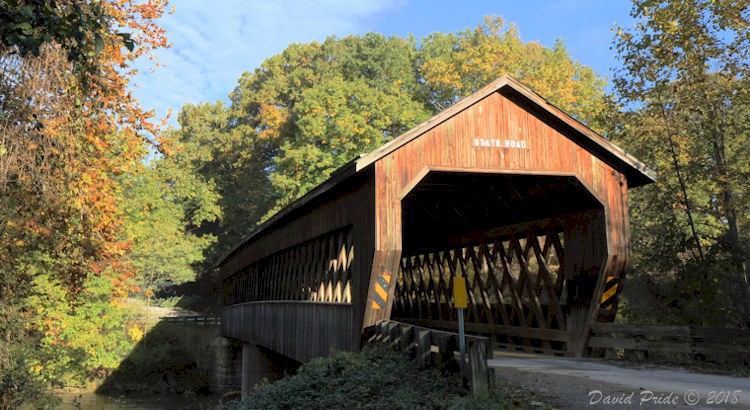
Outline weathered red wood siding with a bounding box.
[363,89,630,335]
[220,171,375,359]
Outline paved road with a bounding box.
[489,351,750,409]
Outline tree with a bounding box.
[611,0,750,326]
[152,101,276,265]
[0,0,169,403]
[0,0,137,76]
[121,164,219,304]
[419,16,606,123]
[233,33,432,214]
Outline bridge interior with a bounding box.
[394,172,607,353]
[401,172,601,253]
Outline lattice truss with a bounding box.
[394,230,567,331]
[224,227,354,305]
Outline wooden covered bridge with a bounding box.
[218,75,655,374]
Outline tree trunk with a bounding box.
[656,95,705,262]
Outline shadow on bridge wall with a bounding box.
[96,316,300,399]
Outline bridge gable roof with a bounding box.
[355,75,655,185]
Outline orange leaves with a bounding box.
[155,134,175,156]
[1,0,174,300]
[103,0,170,61]
[91,263,102,275]
[258,103,288,141]
[133,1,164,20]
[96,117,109,133]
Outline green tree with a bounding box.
[233,33,432,214]
[0,0,138,78]
[153,101,276,264]
[121,164,219,303]
[612,0,750,326]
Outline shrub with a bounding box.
[221,345,509,409]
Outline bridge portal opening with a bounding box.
[393,171,607,354]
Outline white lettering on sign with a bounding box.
[473,138,527,149]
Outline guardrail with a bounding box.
[159,315,221,326]
[366,320,494,397]
[588,323,750,362]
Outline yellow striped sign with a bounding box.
[601,275,619,309]
[371,273,391,310]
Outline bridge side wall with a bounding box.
[223,302,354,363]
[220,171,376,360]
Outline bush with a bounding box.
[221,345,508,410]
[0,355,59,410]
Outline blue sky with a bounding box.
[132,0,636,127]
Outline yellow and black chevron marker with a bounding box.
[600,275,619,310]
[371,273,391,310]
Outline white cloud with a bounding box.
[131,0,401,126]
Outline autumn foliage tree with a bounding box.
[611,0,750,326]
[0,0,169,404]
[419,17,605,120]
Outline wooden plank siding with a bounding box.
[222,302,354,363]
[219,171,375,359]
[364,89,634,356]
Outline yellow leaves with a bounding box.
[414,15,605,122]
[421,59,463,91]
[127,324,144,342]
[258,103,288,140]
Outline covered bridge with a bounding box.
[219,75,655,365]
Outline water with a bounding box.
[54,392,222,410]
